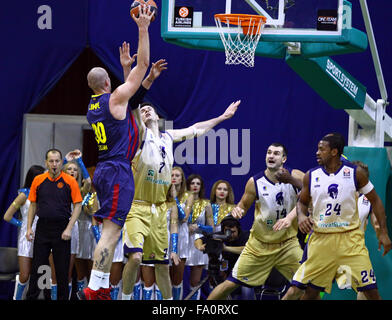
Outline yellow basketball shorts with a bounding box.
[123,201,169,264]
[228,235,303,287]
[292,228,376,293]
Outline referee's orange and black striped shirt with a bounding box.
[28,171,82,220]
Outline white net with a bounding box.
[214,14,266,67]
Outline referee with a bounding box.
[25,149,82,300]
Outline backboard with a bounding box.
[161,0,368,58]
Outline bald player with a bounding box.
[77,5,154,300]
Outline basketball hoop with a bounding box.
[214,14,267,67]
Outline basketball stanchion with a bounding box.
[214,14,267,67]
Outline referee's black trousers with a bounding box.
[26,218,71,300]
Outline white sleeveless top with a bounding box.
[251,171,298,243]
[309,163,360,233]
[132,128,174,203]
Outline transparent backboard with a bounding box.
[161,0,368,58]
[164,0,345,40]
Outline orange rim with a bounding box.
[214,14,267,27]
[215,14,267,35]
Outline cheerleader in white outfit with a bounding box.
[3,165,45,300]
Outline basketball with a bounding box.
[130,0,158,22]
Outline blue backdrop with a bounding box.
[0,0,391,291]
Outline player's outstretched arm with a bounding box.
[167,100,241,143]
[119,41,137,82]
[130,59,168,147]
[110,5,153,120]
[141,59,168,89]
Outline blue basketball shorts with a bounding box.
[92,158,134,227]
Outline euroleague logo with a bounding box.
[178,6,189,18]
[57,182,64,189]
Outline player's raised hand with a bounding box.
[221,100,241,120]
[132,4,154,27]
[119,41,137,69]
[147,59,168,81]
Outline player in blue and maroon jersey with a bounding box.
[77,5,154,300]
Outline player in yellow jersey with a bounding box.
[283,134,391,300]
[208,142,304,300]
[118,45,241,299]
[122,101,240,299]
[335,160,381,300]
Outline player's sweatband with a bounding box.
[359,181,374,195]
[82,192,92,207]
[91,225,101,243]
[9,217,22,228]
[76,157,90,180]
[128,85,148,110]
[175,197,186,221]
[170,233,178,254]
[197,224,213,234]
